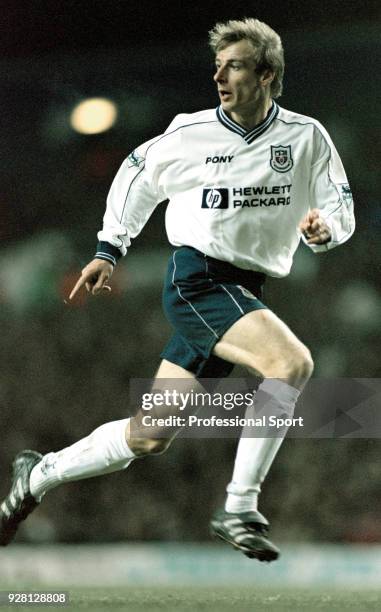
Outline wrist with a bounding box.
[95,241,122,266]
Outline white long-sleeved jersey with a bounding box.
[96,101,355,277]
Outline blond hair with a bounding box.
[209,18,284,98]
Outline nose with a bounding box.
[214,65,227,83]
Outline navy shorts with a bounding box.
[160,246,268,378]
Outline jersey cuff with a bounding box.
[95,241,123,266]
[301,233,332,252]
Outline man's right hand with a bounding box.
[69,259,114,300]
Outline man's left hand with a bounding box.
[299,209,331,245]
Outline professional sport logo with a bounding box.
[127,150,145,168]
[270,145,293,173]
[201,188,229,209]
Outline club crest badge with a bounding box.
[270,145,293,173]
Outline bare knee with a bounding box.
[128,436,172,457]
[254,345,314,388]
[285,346,314,387]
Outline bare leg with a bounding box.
[127,359,203,455]
[213,309,313,388]
[213,309,313,513]
[28,358,202,499]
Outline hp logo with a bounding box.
[201,188,229,209]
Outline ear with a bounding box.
[259,69,275,88]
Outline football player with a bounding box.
[1,17,354,561]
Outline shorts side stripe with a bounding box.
[172,251,219,339]
[219,284,245,315]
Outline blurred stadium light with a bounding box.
[334,282,381,331]
[315,346,348,377]
[70,97,118,134]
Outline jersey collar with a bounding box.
[216,101,279,144]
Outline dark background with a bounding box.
[1,1,380,56]
[0,0,380,544]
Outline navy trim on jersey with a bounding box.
[216,101,279,144]
[95,241,122,266]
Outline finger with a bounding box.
[310,219,323,233]
[306,230,330,244]
[307,236,325,245]
[69,276,87,300]
[303,209,320,227]
[299,212,315,232]
[312,219,330,238]
[307,213,319,226]
[304,215,313,227]
[299,222,314,238]
[303,226,324,240]
[301,227,313,238]
[102,285,112,293]
[299,219,311,232]
[92,273,109,295]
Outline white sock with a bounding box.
[30,418,135,500]
[225,379,300,514]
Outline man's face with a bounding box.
[214,40,264,114]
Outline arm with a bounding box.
[96,136,165,262]
[300,123,355,252]
[69,136,166,300]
